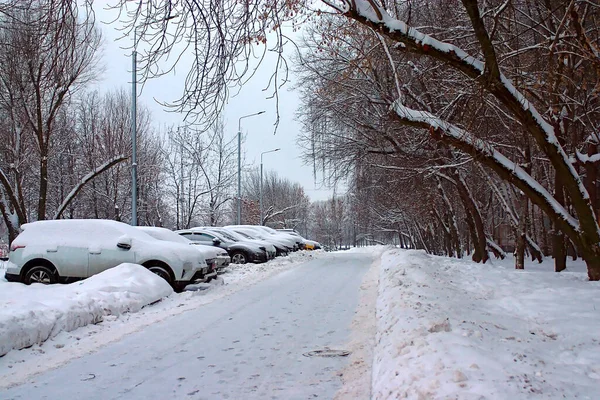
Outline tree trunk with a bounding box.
[580,244,600,281]
[454,172,488,263]
[553,228,567,272]
[437,179,462,258]
[553,172,567,272]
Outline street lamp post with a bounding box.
[237,111,265,224]
[131,29,138,226]
[260,148,280,225]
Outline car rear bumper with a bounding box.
[251,252,268,263]
[4,272,20,283]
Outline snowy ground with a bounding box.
[373,249,600,399]
[0,251,319,388]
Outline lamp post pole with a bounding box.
[131,30,138,226]
[260,148,280,225]
[237,111,265,224]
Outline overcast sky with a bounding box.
[91,4,339,202]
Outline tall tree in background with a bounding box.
[243,169,310,227]
[0,0,104,241]
[164,119,237,229]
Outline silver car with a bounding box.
[138,226,230,276]
[5,219,206,292]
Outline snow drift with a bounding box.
[0,263,173,356]
[373,249,600,399]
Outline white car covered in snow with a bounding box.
[137,226,230,276]
[4,219,208,291]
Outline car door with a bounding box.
[88,235,136,277]
[44,245,90,278]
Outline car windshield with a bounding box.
[261,226,279,234]
[234,230,255,240]
[211,229,238,242]
[141,228,189,245]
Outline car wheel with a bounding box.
[230,251,247,264]
[148,265,173,285]
[24,265,58,285]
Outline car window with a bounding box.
[216,230,238,242]
[195,233,215,241]
[179,233,194,240]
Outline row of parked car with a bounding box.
[4,220,321,292]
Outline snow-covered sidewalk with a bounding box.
[0,250,320,388]
[373,249,600,399]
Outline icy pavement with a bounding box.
[1,251,375,399]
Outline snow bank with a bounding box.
[373,249,600,399]
[0,263,173,357]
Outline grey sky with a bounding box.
[91,3,338,202]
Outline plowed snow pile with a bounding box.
[0,263,173,356]
[374,249,600,399]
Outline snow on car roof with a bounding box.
[17,219,166,248]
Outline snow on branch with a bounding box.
[54,155,128,220]
[262,203,306,225]
[389,99,581,236]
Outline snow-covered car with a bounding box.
[4,219,207,291]
[226,225,298,253]
[137,226,230,276]
[204,227,277,259]
[224,226,290,257]
[176,228,269,264]
[277,229,321,250]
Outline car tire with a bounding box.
[230,251,247,264]
[147,265,173,286]
[24,265,58,285]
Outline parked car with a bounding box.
[4,219,207,291]
[255,225,305,250]
[137,226,230,276]
[203,227,276,260]
[277,229,321,250]
[175,228,268,264]
[227,225,299,252]
[225,226,292,256]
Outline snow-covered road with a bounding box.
[2,251,374,400]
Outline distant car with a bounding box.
[225,226,292,256]
[227,225,299,252]
[175,228,268,264]
[277,229,321,250]
[5,219,207,291]
[137,226,230,277]
[203,227,277,260]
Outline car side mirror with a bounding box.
[117,235,132,250]
[212,238,221,245]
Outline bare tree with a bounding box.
[0,0,105,241]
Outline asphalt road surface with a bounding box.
[2,252,373,400]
